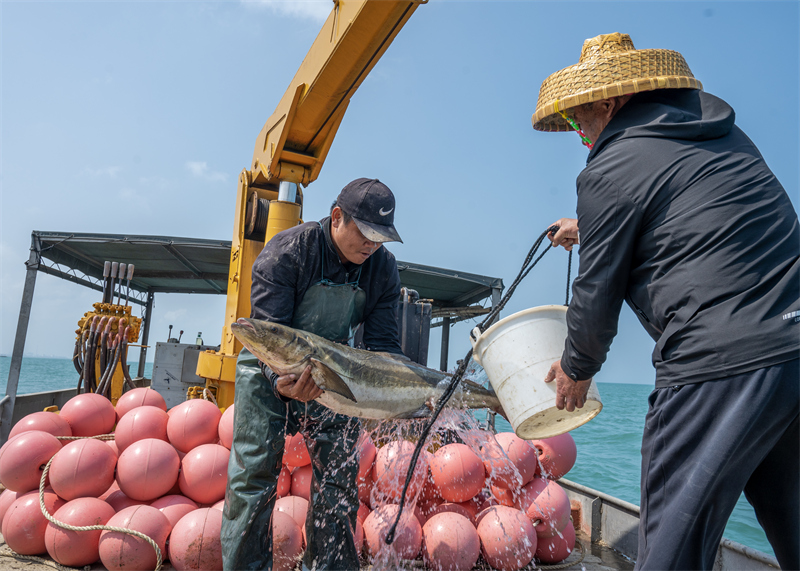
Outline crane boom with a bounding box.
[196,0,425,407]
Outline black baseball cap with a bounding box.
[335,178,403,243]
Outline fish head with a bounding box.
[231,318,315,371]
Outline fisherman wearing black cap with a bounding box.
[535,33,799,570]
[222,178,404,570]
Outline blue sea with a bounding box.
[0,356,774,557]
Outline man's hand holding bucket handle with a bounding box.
[545,360,593,412]
[548,218,580,251]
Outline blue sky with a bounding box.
[2,1,798,386]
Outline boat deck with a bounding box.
[0,530,632,571]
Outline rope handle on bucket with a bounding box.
[33,434,164,571]
[385,224,571,545]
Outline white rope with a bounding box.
[34,434,163,571]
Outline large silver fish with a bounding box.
[231,318,502,420]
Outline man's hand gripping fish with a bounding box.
[231,318,502,420]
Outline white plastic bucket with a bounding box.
[470,305,602,439]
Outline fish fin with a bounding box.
[310,358,358,403]
[395,405,431,419]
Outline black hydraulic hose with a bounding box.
[98,317,109,377]
[72,337,83,375]
[121,328,136,392]
[83,318,98,393]
[97,339,118,398]
[385,225,561,546]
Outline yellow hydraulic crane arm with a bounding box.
[197,0,425,408]
[253,0,425,188]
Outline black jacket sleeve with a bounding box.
[561,172,642,380]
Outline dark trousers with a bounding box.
[221,349,362,571]
[636,359,799,570]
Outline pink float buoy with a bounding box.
[218,404,235,450]
[530,432,577,480]
[272,511,304,571]
[0,430,62,493]
[494,432,539,485]
[372,441,428,505]
[166,399,221,453]
[0,489,19,526]
[284,432,311,467]
[358,433,377,483]
[535,519,575,563]
[49,437,116,500]
[9,411,72,440]
[117,438,180,501]
[275,495,309,531]
[114,405,169,453]
[357,502,371,524]
[355,518,364,555]
[477,505,537,571]
[428,501,477,526]
[150,494,199,529]
[291,464,312,501]
[429,443,485,503]
[358,464,374,505]
[99,480,120,501]
[106,439,119,458]
[490,483,516,507]
[2,488,65,555]
[59,393,116,437]
[105,490,146,512]
[422,512,481,571]
[168,508,223,571]
[363,504,422,561]
[115,388,167,421]
[277,464,292,498]
[45,497,116,567]
[481,437,524,489]
[98,505,170,571]
[525,479,571,538]
[178,443,230,504]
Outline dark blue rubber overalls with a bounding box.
[222,230,367,571]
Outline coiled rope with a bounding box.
[386,224,568,545]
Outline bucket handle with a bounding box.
[469,326,482,363]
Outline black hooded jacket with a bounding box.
[561,89,799,388]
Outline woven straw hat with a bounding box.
[532,33,702,132]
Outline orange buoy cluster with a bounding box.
[355,430,579,571]
[0,388,227,570]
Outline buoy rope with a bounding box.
[34,434,163,571]
[0,544,90,571]
[203,387,218,406]
[386,225,565,546]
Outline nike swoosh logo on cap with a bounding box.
[379,207,393,216]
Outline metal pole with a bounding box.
[1,236,40,443]
[439,316,450,372]
[490,287,502,325]
[137,291,155,378]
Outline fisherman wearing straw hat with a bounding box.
[535,33,799,569]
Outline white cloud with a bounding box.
[185,161,228,184]
[241,0,331,22]
[82,166,121,178]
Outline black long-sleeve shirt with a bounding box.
[250,216,402,354]
[562,89,799,388]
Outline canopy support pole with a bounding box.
[137,291,155,378]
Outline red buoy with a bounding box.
[0,488,19,526]
[272,511,304,571]
[218,404,235,450]
[524,479,571,538]
[49,437,116,500]
[115,388,167,421]
[429,443,485,503]
[166,399,221,453]
[476,505,537,571]
[98,505,170,571]
[116,438,180,501]
[178,443,230,505]
[493,432,538,485]
[9,411,72,441]
[104,490,146,513]
[277,464,292,498]
[0,430,61,493]
[114,405,169,453]
[168,508,223,571]
[59,393,116,437]
[291,464,313,501]
[422,512,481,571]
[529,432,577,480]
[275,495,309,532]
[535,519,575,563]
[284,432,311,467]
[363,503,422,561]
[45,497,116,567]
[149,494,198,530]
[372,440,428,506]
[2,488,65,555]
